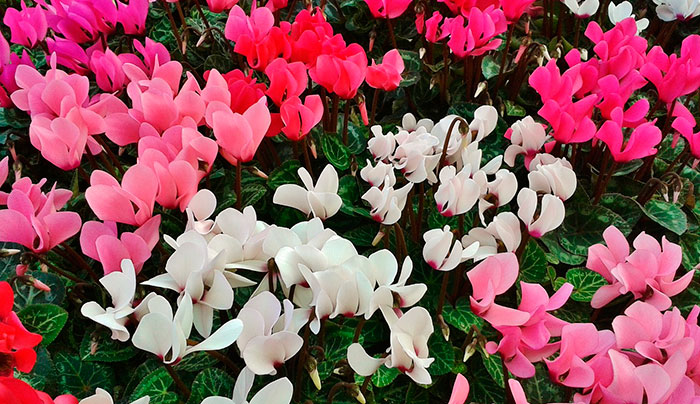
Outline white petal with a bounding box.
[186,319,244,355]
[273,184,311,215]
[347,343,386,376]
[189,189,217,220]
[132,313,173,358]
[249,377,293,404]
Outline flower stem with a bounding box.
[369,88,380,126]
[235,162,242,210]
[386,18,399,50]
[164,364,190,400]
[159,0,184,54]
[60,244,100,283]
[342,101,350,145]
[494,24,515,95]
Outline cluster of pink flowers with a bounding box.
[530,19,700,163]
[452,226,700,404]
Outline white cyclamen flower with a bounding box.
[563,0,600,17]
[528,157,577,200]
[132,294,243,364]
[273,164,343,220]
[201,367,293,404]
[434,165,480,217]
[504,116,549,168]
[392,129,441,184]
[474,168,518,224]
[362,182,413,225]
[400,113,434,133]
[235,292,304,375]
[461,212,522,261]
[608,1,649,31]
[79,388,149,404]
[368,125,397,161]
[185,189,217,237]
[347,306,435,385]
[654,0,700,21]
[423,226,479,271]
[365,252,427,318]
[360,159,396,187]
[517,188,566,238]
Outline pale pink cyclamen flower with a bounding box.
[586,225,694,310]
[527,157,577,200]
[206,97,272,164]
[3,1,48,48]
[80,216,161,276]
[423,226,479,271]
[486,282,574,378]
[0,171,81,254]
[273,165,343,220]
[85,165,158,226]
[366,49,405,91]
[235,292,304,375]
[516,188,565,238]
[448,374,470,404]
[89,48,128,92]
[467,253,531,327]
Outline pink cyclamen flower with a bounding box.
[486,282,573,378]
[3,1,48,48]
[309,44,367,99]
[366,49,404,92]
[45,37,90,74]
[224,6,291,70]
[447,6,507,58]
[596,116,662,163]
[502,0,536,22]
[641,45,700,105]
[0,175,81,254]
[672,115,700,160]
[89,48,128,92]
[207,0,238,13]
[80,216,160,275]
[363,0,413,19]
[467,253,531,327]
[116,0,149,35]
[280,95,323,141]
[546,323,615,388]
[206,97,272,164]
[85,165,158,226]
[264,58,308,106]
[586,225,694,310]
[448,374,469,404]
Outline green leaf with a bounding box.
[540,234,586,265]
[267,160,302,190]
[481,55,500,80]
[174,351,218,372]
[643,199,688,235]
[80,330,137,362]
[18,304,68,346]
[13,271,66,307]
[320,133,350,170]
[443,298,484,333]
[187,368,235,404]
[680,233,700,271]
[519,240,548,282]
[469,359,504,403]
[563,268,608,302]
[131,368,178,404]
[344,224,380,247]
[54,353,115,398]
[372,366,400,388]
[241,183,268,207]
[479,348,504,385]
[520,364,567,403]
[16,346,53,390]
[346,120,368,154]
[399,50,421,87]
[558,204,630,256]
[504,100,526,117]
[427,332,455,376]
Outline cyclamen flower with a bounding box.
[448,374,470,404]
[80,216,161,276]
[3,2,48,48]
[201,368,292,404]
[207,0,239,13]
[447,7,507,58]
[527,157,577,200]
[563,0,600,18]
[586,225,694,310]
[279,95,323,141]
[434,166,480,217]
[654,0,700,21]
[224,6,291,70]
[516,188,565,238]
[309,44,367,99]
[366,49,405,91]
[79,388,149,404]
[0,33,35,108]
[423,226,478,271]
[0,281,42,375]
[504,116,549,168]
[360,160,396,188]
[86,165,158,226]
[0,173,81,254]
[264,59,307,106]
[608,1,649,32]
[596,119,662,163]
[206,97,271,164]
[366,253,427,318]
[0,377,77,404]
[132,294,243,364]
[348,306,434,384]
[502,0,536,22]
[368,125,397,161]
[672,115,700,160]
[363,0,413,19]
[461,212,522,260]
[362,183,413,225]
[273,165,343,220]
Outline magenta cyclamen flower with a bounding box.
[447,6,507,58]
[363,0,413,19]
[586,225,694,311]
[0,33,35,108]
[3,1,48,48]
